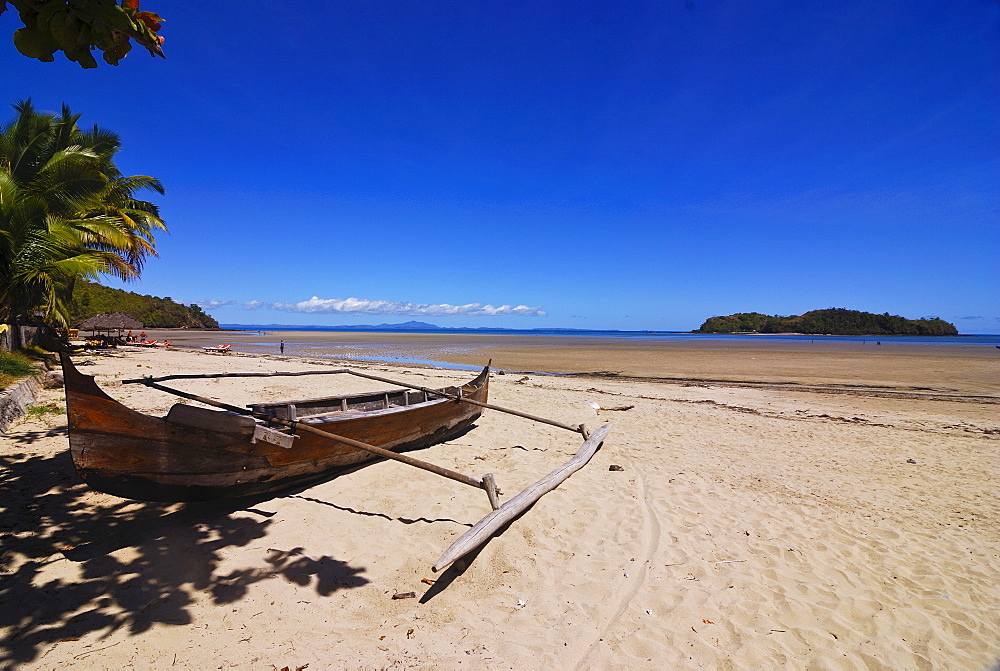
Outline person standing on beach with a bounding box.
[280,340,284,354]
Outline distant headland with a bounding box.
[71,280,219,329]
[695,308,958,336]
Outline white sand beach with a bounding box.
[2,344,998,669]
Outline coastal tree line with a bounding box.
[696,309,958,336]
[70,280,218,328]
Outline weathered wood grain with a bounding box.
[61,353,489,502]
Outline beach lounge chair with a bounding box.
[202,344,232,353]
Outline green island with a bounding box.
[71,280,219,329]
[695,308,958,336]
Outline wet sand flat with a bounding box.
[144,329,1000,396]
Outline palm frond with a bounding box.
[0,100,166,323]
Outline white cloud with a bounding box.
[243,296,546,317]
[194,299,236,309]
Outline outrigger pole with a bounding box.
[123,365,613,570]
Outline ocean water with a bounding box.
[215,325,1000,371]
[222,324,1000,347]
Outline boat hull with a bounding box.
[61,355,488,502]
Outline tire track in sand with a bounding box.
[574,460,662,669]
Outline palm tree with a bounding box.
[0,99,165,327]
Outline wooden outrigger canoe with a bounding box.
[60,353,613,571]
[61,353,489,502]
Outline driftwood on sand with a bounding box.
[433,421,613,572]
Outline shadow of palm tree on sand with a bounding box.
[0,427,369,667]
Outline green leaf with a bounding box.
[47,10,77,51]
[12,26,56,61]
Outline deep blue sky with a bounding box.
[3,1,998,331]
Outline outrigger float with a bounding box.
[60,354,612,571]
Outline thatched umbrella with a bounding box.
[78,312,143,338]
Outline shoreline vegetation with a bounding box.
[0,350,37,389]
[70,280,219,329]
[696,308,958,336]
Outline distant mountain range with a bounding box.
[285,320,442,331]
[221,321,454,331]
[220,321,599,333]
